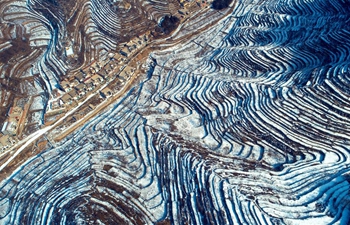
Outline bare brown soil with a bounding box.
[0,25,31,64]
[0,143,34,181]
[0,23,34,122]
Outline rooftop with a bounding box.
[8,106,22,118]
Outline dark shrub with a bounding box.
[211,0,233,10]
[159,15,180,35]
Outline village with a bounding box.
[44,31,153,133]
[0,32,150,152]
[0,0,213,152]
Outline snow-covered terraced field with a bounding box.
[1,0,350,224]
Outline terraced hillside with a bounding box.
[0,0,181,137]
[1,0,350,224]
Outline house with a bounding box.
[129,44,138,53]
[91,74,104,86]
[100,87,113,98]
[68,90,80,101]
[82,67,90,76]
[70,79,80,87]
[178,9,189,15]
[1,118,18,136]
[132,36,146,47]
[104,63,113,73]
[83,77,91,83]
[0,134,15,149]
[114,53,127,64]
[119,71,128,80]
[113,53,123,61]
[124,66,135,76]
[8,106,22,119]
[50,99,62,110]
[87,67,96,75]
[65,46,74,57]
[108,52,115,59]
[120,47,131,57]
[118,66,135,80]
[127,39,138,51]
[84,79,95,91]
[87,82,95,91]
[75,83,87,96]
[143,31,151,42]
[99,64,114,81]
[98,69,109,78]
[0,106,23,136]
[74,73,85,83]
[51,89,64,99]
[60,80,72,92]
[90,62,101,72]
[61,93,74,105]
[109,60,117,69]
